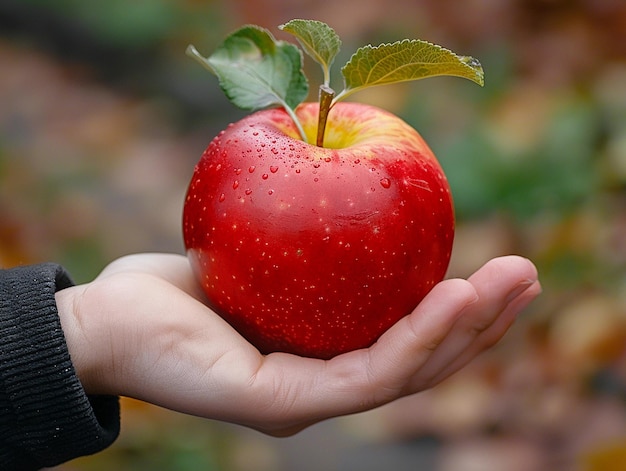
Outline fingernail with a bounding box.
[505,279,536,304]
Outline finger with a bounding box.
[410,256,540,387]
[97,253,207,301]
[428,278,541,385]
[357,278,480,398]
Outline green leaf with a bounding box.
[186,25,308,112]
[336,39,484,103]
[279,19,341,86]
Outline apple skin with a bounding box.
[183,102,454,359]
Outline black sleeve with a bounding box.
[0,263,120,470]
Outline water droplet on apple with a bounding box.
[248,166,256,173]
[271,148,279,155]
[218,193,226,202]
[313,162,321,168]
[270,166,279,173]
[314,177,319,182]
[295,169,301,174]
[233,180,239,189]
[380,178,391,189]
[245,189,252,195]
[324,157,331,163]
[268,189,274,195]
[354,159,360,164]
[253,131,259,136]
[262,173,269,180]
[234,168,242,175]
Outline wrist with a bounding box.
[55,285,107,395]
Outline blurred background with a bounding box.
[1,0,625,470]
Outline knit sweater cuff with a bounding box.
[0,263,120,470]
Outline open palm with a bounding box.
[56,253,540,436]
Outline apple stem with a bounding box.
[316,85,335,147]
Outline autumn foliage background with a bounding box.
[1,1,625,470]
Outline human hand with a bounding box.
[56,253,540,436]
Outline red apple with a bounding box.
[183,101,454,359]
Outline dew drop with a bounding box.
[323,157,331,163]
[218,193,226,202]
[313,162,321,168]
[380,178,391,189]
[268,189,274,195]
[233,180,239,189]
[270,166,279,173]
[245,189,252,195]
[314,177,319,182]
[248,165,256,173]
[234,168,242,175]
[462,56,482,69]
[262,173,269,180]
[354,159,360,164]
[295,168,301,174]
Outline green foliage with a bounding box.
[19,0,180,47]
[429,96,602,222]
[187,19,484,143]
